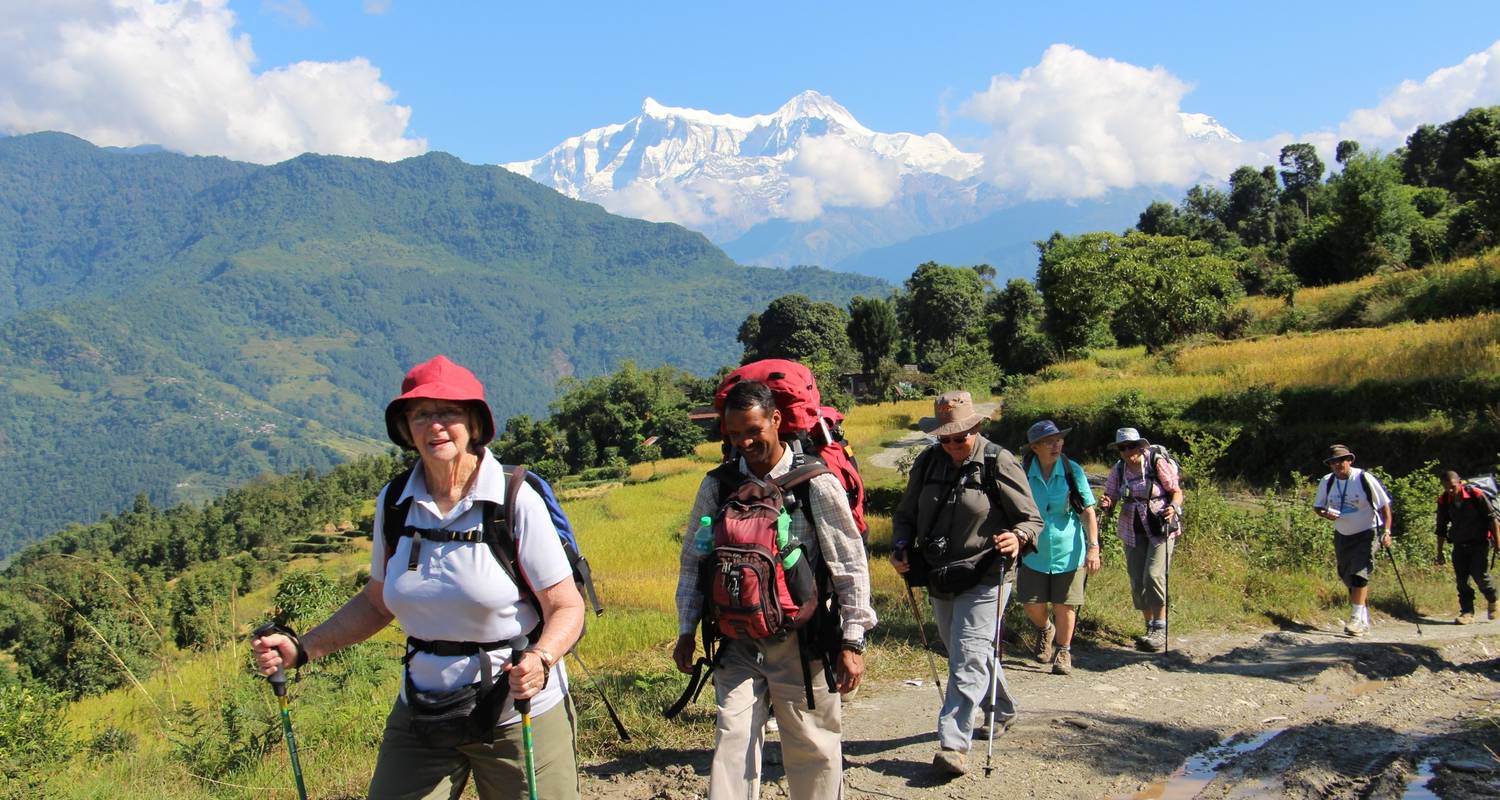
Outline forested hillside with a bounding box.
[0,133,883,558]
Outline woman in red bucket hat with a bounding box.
[252,355,585,798]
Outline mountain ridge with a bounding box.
[0,132,884,558]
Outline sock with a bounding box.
[1352,604,1367,623]
[1056,644,1070,652]
[1361,606,1372,624]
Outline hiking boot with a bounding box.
[1456,612,1475,625]
[1489,600,1498,620]
[1139,627,1166,652]
[1344,617,1370,637]
[1035,621,1056,664]
[1053,648,1073,675]
[973,715,1011,740]
[933,748,967,775]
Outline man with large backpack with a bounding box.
[1435,470,1499,624]
[671,378,875,799]
[1312,444,1394,637]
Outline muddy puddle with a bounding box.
[1117,728,1284,800]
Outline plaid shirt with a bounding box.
[675,446,877,641]
[1103,457,1181,548]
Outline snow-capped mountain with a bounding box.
[504,91,1241,276]
[504,90,984,242]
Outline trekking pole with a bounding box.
[902,582,945,704]
[252,623,308,800]
[511,637,540,800]
[568,648,631,742]
[1382,544,1424,637]
[1162,538,1172,656]
[984,559,1010,779]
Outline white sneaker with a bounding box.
[1344,617,1370,637]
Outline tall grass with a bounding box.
[1022,314,1500,410]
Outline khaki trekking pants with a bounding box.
[710,636,844,800]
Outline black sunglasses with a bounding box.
[936,431,974,444]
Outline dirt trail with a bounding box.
[580,619,1500,799]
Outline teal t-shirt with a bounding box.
[1022,457,1097,575]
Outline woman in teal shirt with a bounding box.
[1017,420,1100,674]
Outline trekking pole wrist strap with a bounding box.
[256,622,309,668]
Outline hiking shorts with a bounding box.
[1335,528,1378,588]
[1015,562,1087,606]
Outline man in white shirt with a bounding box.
[1312,444,1394,636]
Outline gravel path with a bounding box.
[582,617,1500,799]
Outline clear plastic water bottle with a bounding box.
[693,515,714,555]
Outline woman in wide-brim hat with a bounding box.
[1097,427,1183,653]
[252,355,585,799]
[890,391,1043,775]
[1017,420,1099,675]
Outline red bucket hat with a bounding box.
[384,355,496,449]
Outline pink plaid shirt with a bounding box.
[1103,457,1181,548]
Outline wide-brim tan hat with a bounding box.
[921,391,990,437]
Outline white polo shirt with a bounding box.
[372,449,572,724]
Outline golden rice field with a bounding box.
[1022,312,1500,410]
[1237,251,1491,324]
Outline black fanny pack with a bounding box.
[925,548,997,595]
[404,638,512,748]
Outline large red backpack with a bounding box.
[713,359,868,536]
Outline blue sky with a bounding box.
[2,0,1499,183]
[219,0,1500,164]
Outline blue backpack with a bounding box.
[379,463,603,623]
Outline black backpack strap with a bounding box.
[1064,458,1087,514]
[1359,470,1383,530]
[663,656,715,719]
[380,466,416,572]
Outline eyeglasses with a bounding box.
[1117,443,1146,453]
[407,406,468,427]
[936,431,975,444]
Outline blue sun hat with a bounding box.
[1026,419,1072,445]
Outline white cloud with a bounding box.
[1324,40,1500,154]
[362,0,392,15]
[262,0,314,28]
[0,0,426,164]
[782,135,901,219]
[960,44,1258,200]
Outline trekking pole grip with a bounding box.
[253,622,292,697]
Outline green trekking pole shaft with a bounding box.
[515,697,538,800]
[512,636,539,800]
[254,623,308,800]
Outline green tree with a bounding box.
[898,262,988,368]
[0,686,76,795]
[1107,235,1244,351]
[846,295,898,374]
[746,294,856,371]
[987,278,1051,375]
[933,342,999,396]
[1226,165,1280,247]
[550,362,703,470]
[1036,232,1124,355]
[1278,143,1325,217]
[1336,139,1361,165]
